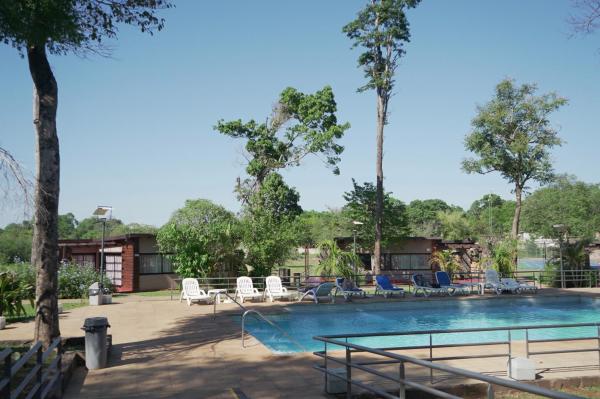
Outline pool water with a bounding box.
[241,296,600,353]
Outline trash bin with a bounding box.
[88,282,102,306]
[82,317,110,369]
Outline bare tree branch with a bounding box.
[569,0,600,35]
[0,146,33,216]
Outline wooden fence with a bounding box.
[0,337,62,399]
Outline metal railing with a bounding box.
[212,291,307,352]
[1,337,62,399]
[168,269,599,300]
[313,336,583,399]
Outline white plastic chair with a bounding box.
[501,277,537,294]
[235,276,263,303]
[179,278,212,306]
[264,276,292,302]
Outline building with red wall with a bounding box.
[59,233,176,293]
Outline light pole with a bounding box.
[93,206,112,290]
[553,224,567,289]
[352,221,363,277]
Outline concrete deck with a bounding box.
[1,288,600,398]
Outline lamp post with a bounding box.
[93,206,112,290]
[553,224,567,289]
[352,221,363,276]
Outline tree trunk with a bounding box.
[27,44,61,348]
[511,185,522,268]
[373,92,386,275]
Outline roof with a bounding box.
[58,233,156,246]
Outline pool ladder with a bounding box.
[215,291,307,351]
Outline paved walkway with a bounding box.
[2,289,600,398]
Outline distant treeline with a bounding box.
[1,175,599,264]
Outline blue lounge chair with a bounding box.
[375,275,405,298]
[335,277,366,301]
[435,271,474,296]
[298,282,336,304]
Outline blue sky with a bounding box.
[1,0,599,227]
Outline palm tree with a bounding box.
[316,240,360,279]
[429,250,460,279]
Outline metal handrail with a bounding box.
[314,336,584,399]
[318,321,600,340]
[212,291,307,352]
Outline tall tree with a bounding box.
[0,0,171,347]
[216,86,349,276]
[343,0,420,274]
[462,79,567,264]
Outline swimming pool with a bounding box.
[241,296,600,353]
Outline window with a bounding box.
[73,254,95,268]
[105,255,122,287]
[386,254,430,270]
[140,254,173,274]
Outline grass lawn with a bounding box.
[6,301,87,323]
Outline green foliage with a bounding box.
[216,86,348,276]
[343,0,421,94]
[487,240,517,275]
[466,194,516,238]
[0,271,34,317]
[108,222,157,236]
[242,174,303,277]
[215,86,350,185]
[406,199,459,237]
[522,176,600,239]
[463,79,567,241]
[58,263,113,298]
[0,221,32,263]
[437,210,473,241]
[58,213,78,239]
[463,79,567,189]
[316,240,360,279]
[343,179,409,250]
[543,241,592,288]
[0,0,172,55]
[429,250,460,278]
[158,199,241,278]
[297,209,351,245]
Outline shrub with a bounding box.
[58,263,113,299]
[0,271,34,317]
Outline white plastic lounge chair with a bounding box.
[501,277,538,294]
[179,278,212,306]
[235,276,263,303]
[484,269,506,295]
[412,274,451,297]
[375,275,405,298]
[484,269,523,295]
[298,282,336,304]
[264,276,293,302]
[435,271,472,295]
[335,277,366,301]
